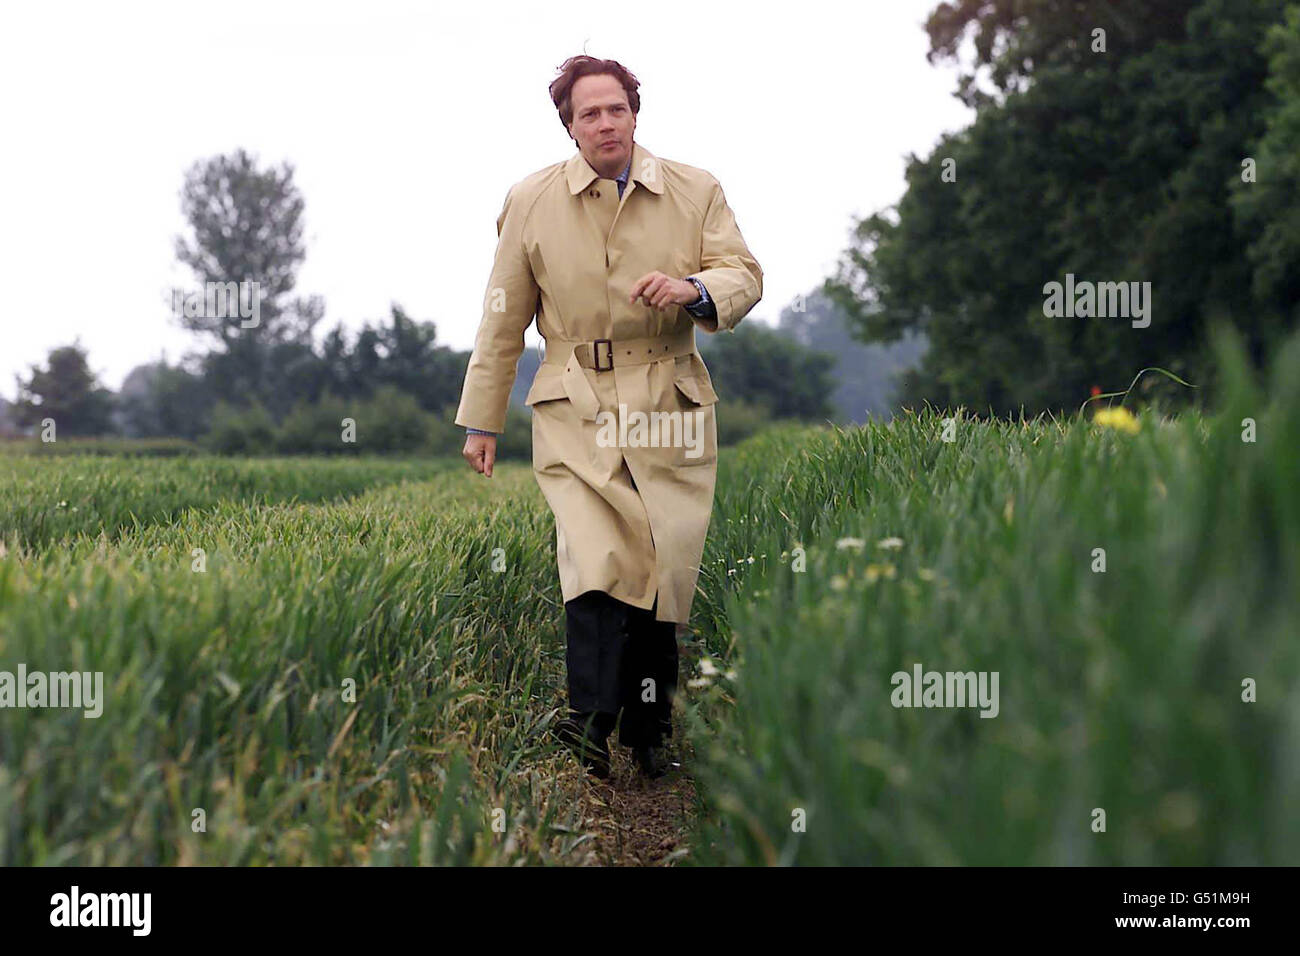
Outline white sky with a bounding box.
[0,0,973,396]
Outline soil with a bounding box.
[556,623,705,866]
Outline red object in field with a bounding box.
[1090,386,1102,397]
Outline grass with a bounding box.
[0,455,455,550]
[685,327,1299,864]
[1,467,606,864]
[0,326,1295,865]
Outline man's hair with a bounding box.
[549,55,641,136]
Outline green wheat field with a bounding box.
[1,330,1296,865]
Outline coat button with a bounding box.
[590,189,599,198]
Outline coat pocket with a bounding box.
[670,371,718,467]
[524,370,569,406]
[672,372,719,406]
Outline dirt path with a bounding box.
[582,727,699,866]
[560,624,706,866]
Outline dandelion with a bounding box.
[876,537,904,550]
[835,537,866,552]
[699,658,718,676]
[830,575,848,591]
[746,556,755,564]
[1093,406,1140,434]
[723,669,737,681]
[687,677,712,689]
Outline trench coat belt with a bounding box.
[541,325,697,371]
[539,326,698,422]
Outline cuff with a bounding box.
[684,276,716,318]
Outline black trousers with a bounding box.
[564,589,678,748]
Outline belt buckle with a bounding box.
[592,338,613,372]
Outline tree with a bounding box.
[317,304,467,412]
[697,321,837,421]
[924,0,1199,109]
[370,305,466,412]
[117,360,212,439]
[776,289,927,421]
[0,396,20,438]
[826,0,1295,414]
[1231,4,1300,342]
[12,343,115,436]
[174,148,325,406]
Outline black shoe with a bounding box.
[632,743,669,779]
[553,717,612,779]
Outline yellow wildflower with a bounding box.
[1093,406,1140,434]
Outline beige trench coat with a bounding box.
[454,140,763,623]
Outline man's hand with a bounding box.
[629,272,700,311]
[463,433,497,477]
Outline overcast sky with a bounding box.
[0,0,973,396]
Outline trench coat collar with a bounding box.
[566,140,664,196]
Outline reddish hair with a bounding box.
[549,55,641,136]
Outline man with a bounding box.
[455,55,762,780]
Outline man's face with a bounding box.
[567,73,635,178]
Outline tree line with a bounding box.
[13,0,1293,446]
[6,150,838,455]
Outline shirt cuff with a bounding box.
[466,427,496,436]
[684,276,716,318]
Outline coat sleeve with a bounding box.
[688,178,763,333]
[454,184,540,434]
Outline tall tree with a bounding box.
[827,0,1295,414]
[1231,4,1300,340]
[174,148,324,406]
[925,0,1199,109]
